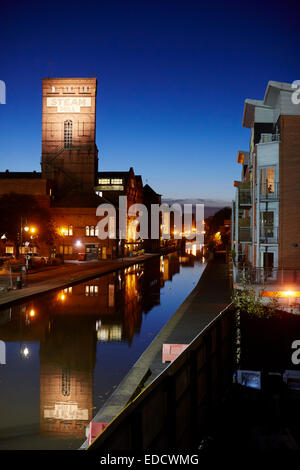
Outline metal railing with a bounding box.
[235,266,300,286]
[87,304,234,451]
[259,133,280,143]
[259,226,278,243]
[238,188,251,206]
[0,264,27,291]
[259,182,279,201]
[239,226,252,243]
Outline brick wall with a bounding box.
[279,115,300,268]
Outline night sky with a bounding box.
[1,0,300,204]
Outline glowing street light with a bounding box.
[20,345,30,358]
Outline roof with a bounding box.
[242,81,295,128]
[237,151,250,165]
[143,183,161,196]
[0,171,41,179]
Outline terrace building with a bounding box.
[232,81,300,310]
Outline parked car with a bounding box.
[26,252,46,267]
[0,253,15,265]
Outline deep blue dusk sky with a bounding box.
[0,0,300,204]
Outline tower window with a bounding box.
[64,120,72,149]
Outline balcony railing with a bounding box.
[259,182,279,201]
[239,226,252,243]
[235,266,300,286]
[259,226,278,243]
[238,187,251,206]
[259,133,280,144]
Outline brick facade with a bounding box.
[279,115,300,268]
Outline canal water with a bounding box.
[0,247,206,450]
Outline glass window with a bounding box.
[67,225,73,236]
[260,211,274,226]
[111,178,123,185]
[95,225,99,237]
[85,226,90,236]
[260,168,275,194]
[98,178,110,184]
[90,226,95,236]
[51,86,55,93]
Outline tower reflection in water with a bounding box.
[0,250,203,443]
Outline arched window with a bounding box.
[86,225,90,236]
[64,120,72,149]
[90,226,95,236]
[61,367,70,396]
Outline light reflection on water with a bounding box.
[0,247,206,449]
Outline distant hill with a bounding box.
[162,198,231,218]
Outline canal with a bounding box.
[0,247,206,450]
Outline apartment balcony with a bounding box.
[259,182,279,201]
[239,218,251,243]
[259,133,280,143]
[259,226,278,243]
[238,182,251,207]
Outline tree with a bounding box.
[0,193,57,255]
[204,206,231,250]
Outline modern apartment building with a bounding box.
[232,81,300,307]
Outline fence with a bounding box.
[88,304,234,451]
[0,264,27,292]
[235,266,300,286]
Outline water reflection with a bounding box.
[0,248,205,448]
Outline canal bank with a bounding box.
[0,252,165,309]
[85,253,231,448]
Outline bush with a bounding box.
[232,278,279,318]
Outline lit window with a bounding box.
[51,86,55,93]
[85,285,99,296]
[98,178,110,185]
[90,226,95,237]
[67,225,73,236]
[86,226,90,236]
[95,191,103,197]
[95,225,99,237]
[5,246,14,254]
[60,246,73,254]
[83,86,88,93]
[111,178,123,185]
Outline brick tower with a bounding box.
[41,77,98,199]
